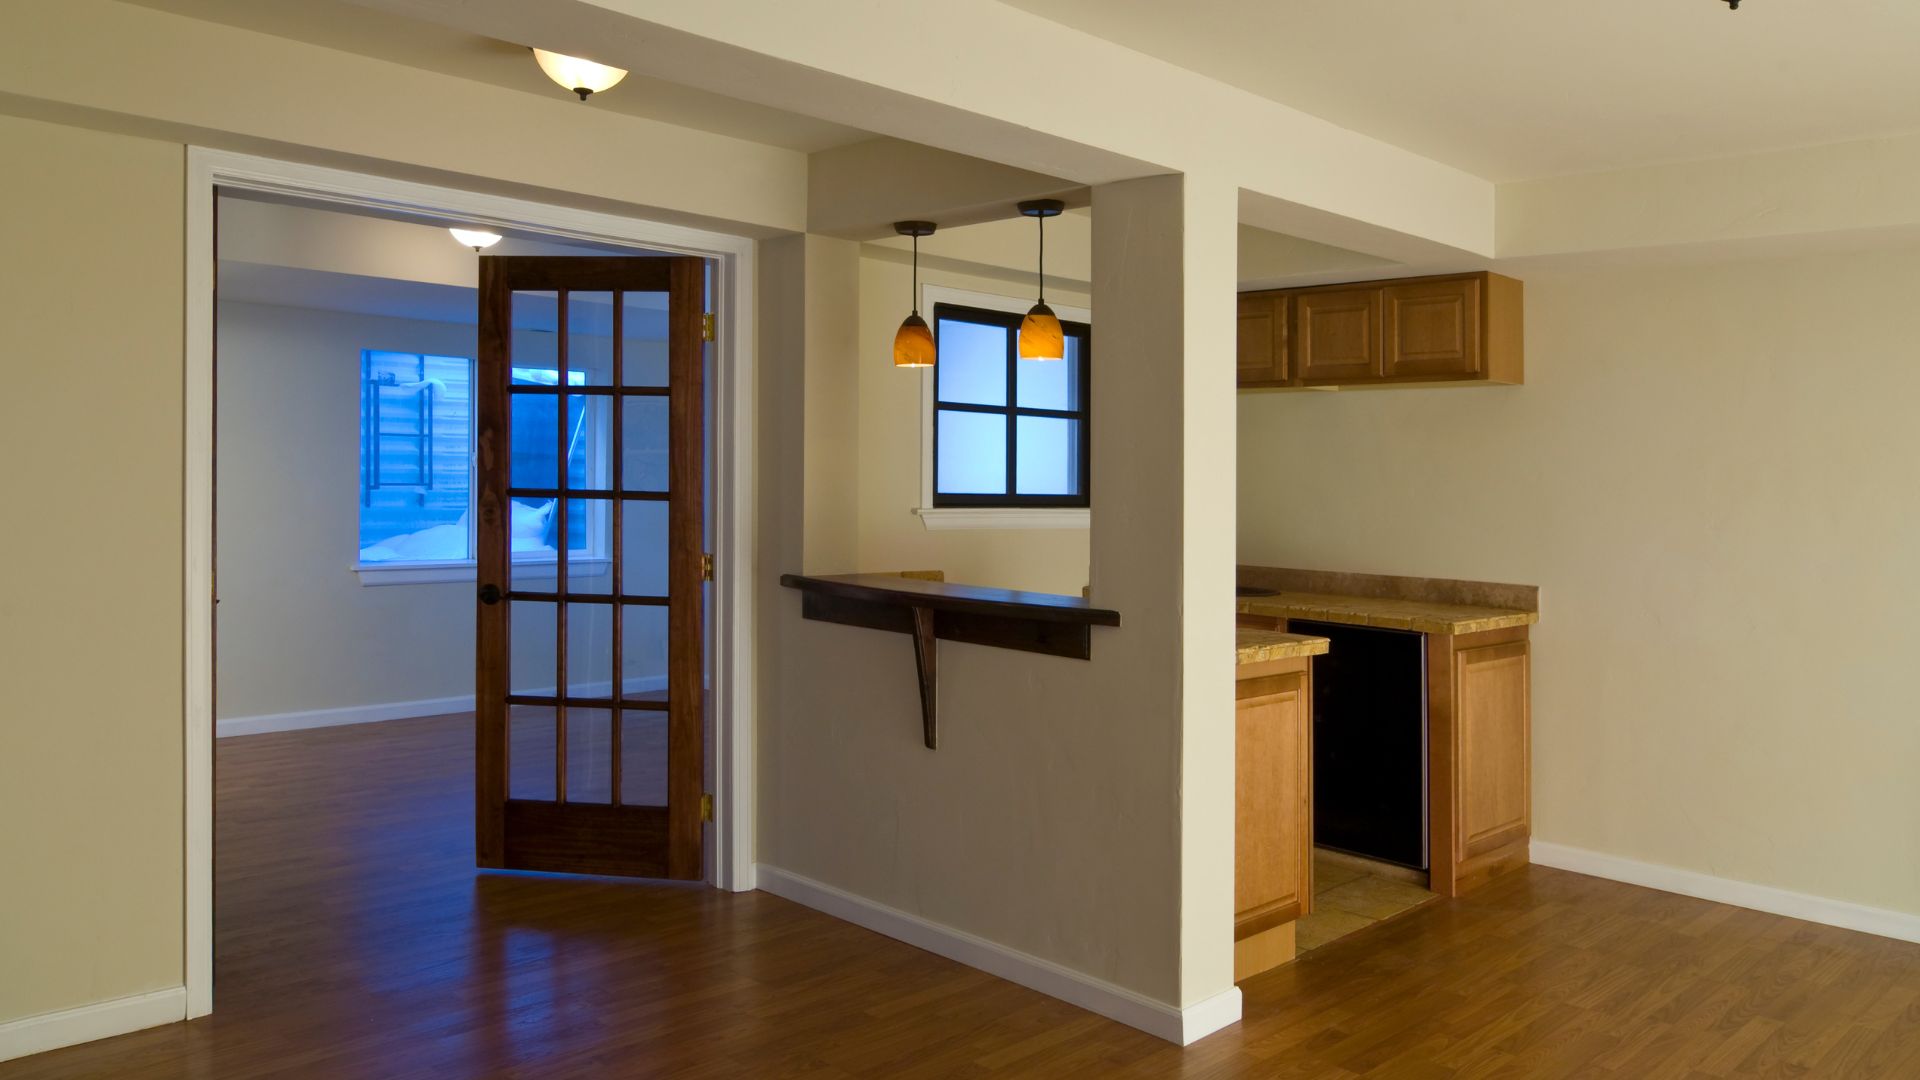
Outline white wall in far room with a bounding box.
[215,299,669,725]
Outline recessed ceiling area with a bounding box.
[125,0,874,153]
[1003,0,1920,182]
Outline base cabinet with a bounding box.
[1234,655,1313,979]
[1428,626,1532,896]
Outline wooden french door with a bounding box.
[474,255,707,880]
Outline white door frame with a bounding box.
[183,147,759,1019]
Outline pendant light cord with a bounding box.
[1036,214,1046,304]
[911,233,920,315]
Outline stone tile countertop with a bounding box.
[1235,628,1331,666]
[1238,592,1538,636]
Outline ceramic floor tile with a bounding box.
[1312,856,1367,891]
[1294,908,1376,953]
[1317,875,1438,921]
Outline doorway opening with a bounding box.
[186,149,758,1018]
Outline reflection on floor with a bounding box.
[1295,849,1438,954]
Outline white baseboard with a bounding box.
[0,987,186,1064]
[217,677,669,738]
[754,865,1240,1046]
[1532,840,1920,945]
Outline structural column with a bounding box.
[1090,173,1242,1034]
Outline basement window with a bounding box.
[915,289,1092,531]
[354,350,608,584]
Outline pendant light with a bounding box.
[1017,199,1066,361]
[893,221,938,368]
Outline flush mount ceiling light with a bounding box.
[449,228,503,252]
[532,48,628,101]
[892,221,938,368]
[1017,199,1066,361]
[1723,0,1740,7]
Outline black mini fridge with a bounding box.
[1293,619,1429,870]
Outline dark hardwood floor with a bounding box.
[6,713,1918,1078]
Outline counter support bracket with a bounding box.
[911,606,937,749]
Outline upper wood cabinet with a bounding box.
[1239,271,1523,391]
[1236,293,1287,386]
[1295,287,1381,384]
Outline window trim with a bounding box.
[917,285,1091,528]
[353,350,614,583]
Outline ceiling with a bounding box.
[126,0,873,153]
[1004,0,1920,182]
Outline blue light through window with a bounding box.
[931,305,1089,508]
[357,352,594,564]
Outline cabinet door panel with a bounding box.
[1384,278,1482,379]
[1237,294,1287,386]
[1295,288,1381,383]
[1456,640,1529,857]
[1235,670,1311,935]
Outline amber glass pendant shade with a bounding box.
[894,313,936,367]
[892,220,938,369]
[1017,199,1067,361]
[1019,303,1065,360]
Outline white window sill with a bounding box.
[353,557,613,587]
[913,507,1090,531]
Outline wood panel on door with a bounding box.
[1234,666,1313,939]
[1236,293,1288,386]
[475,255,707,881]
[1294,287,1381,384]
[1383,277,1482,379]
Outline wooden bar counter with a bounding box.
[1234,628,1328,981]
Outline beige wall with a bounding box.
[0,115,185,1022]
[1238,246,1920,917]
[758,176,1242,1013]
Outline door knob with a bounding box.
[478,583,503,605]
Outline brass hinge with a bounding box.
[701,312,716,342]
[701,552,714,581]
[699,793,714,822]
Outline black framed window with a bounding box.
[931,303,1091,508]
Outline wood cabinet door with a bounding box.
[1384,276,1482,379]
[1235,668,1313,938]
[1294,287,1381,383]
[1236,293,1287,386]
[1454,639,1530,859]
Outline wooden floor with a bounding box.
[7,714,1920,1079]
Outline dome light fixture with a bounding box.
[892,221,938,368]
[532,48,628,101]
[1017,199,1066,361]
[449,228,503,252]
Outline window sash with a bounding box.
[930,303,1091,509]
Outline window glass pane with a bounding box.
[1015,416,1081,496]
[621,500,669,598]
[509,704,556,801]
[565,293,615,386]
[564,709,614,804]
[1017,334,1081,411]
[358,351,472,563]
[936,410,1007,494]
[567,602,613,697]
[508,382,595,491]
[622,397,670,492]
[935,318,1007,406]
[620,291,671,387]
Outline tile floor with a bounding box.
[1294,850,1438,954]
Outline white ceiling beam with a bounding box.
[352,0,1497,259]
